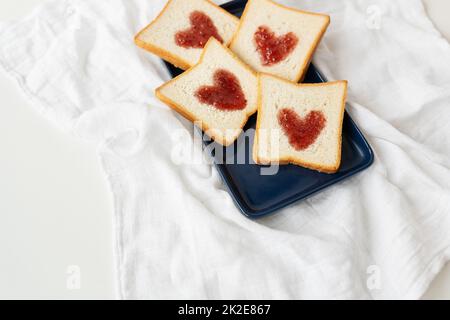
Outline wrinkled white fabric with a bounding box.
[1,0,450,299]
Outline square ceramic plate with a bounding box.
[162,0,374,218]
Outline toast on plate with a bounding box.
[230,0,330,82]
[156,38,258,146]
[135,0,239,70]
[254,74,347,173]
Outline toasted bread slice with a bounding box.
[135,0,239,70]
[156,38,258,146]
[254,74,347,173]
[230,0,330,82]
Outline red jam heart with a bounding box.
[254,26,299,66]
[195,69,247,111]
[278,108,326,151]
[175,11,224,49]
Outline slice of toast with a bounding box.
[135,0,239,70]
[254,74,347,173]
[230,0,330,82]
[156,38,258,146]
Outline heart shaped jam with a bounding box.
[175,11,224,49]
[195,69,247,111]
[278,108,326,151]
[254,26,299,66]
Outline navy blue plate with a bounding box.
[163,0,374,218]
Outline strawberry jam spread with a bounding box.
[195,69,247,111]
[278,108,326,151]
[254,26,299,66]
[175,11,224,49]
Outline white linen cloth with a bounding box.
[1,0,450,299]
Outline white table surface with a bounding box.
[0,0,449,300]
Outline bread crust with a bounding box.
[253,74,348,174]
[135,0,240,71]
[155,38,258,147]
[229,0,330,83]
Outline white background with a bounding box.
[0,0,449,299]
